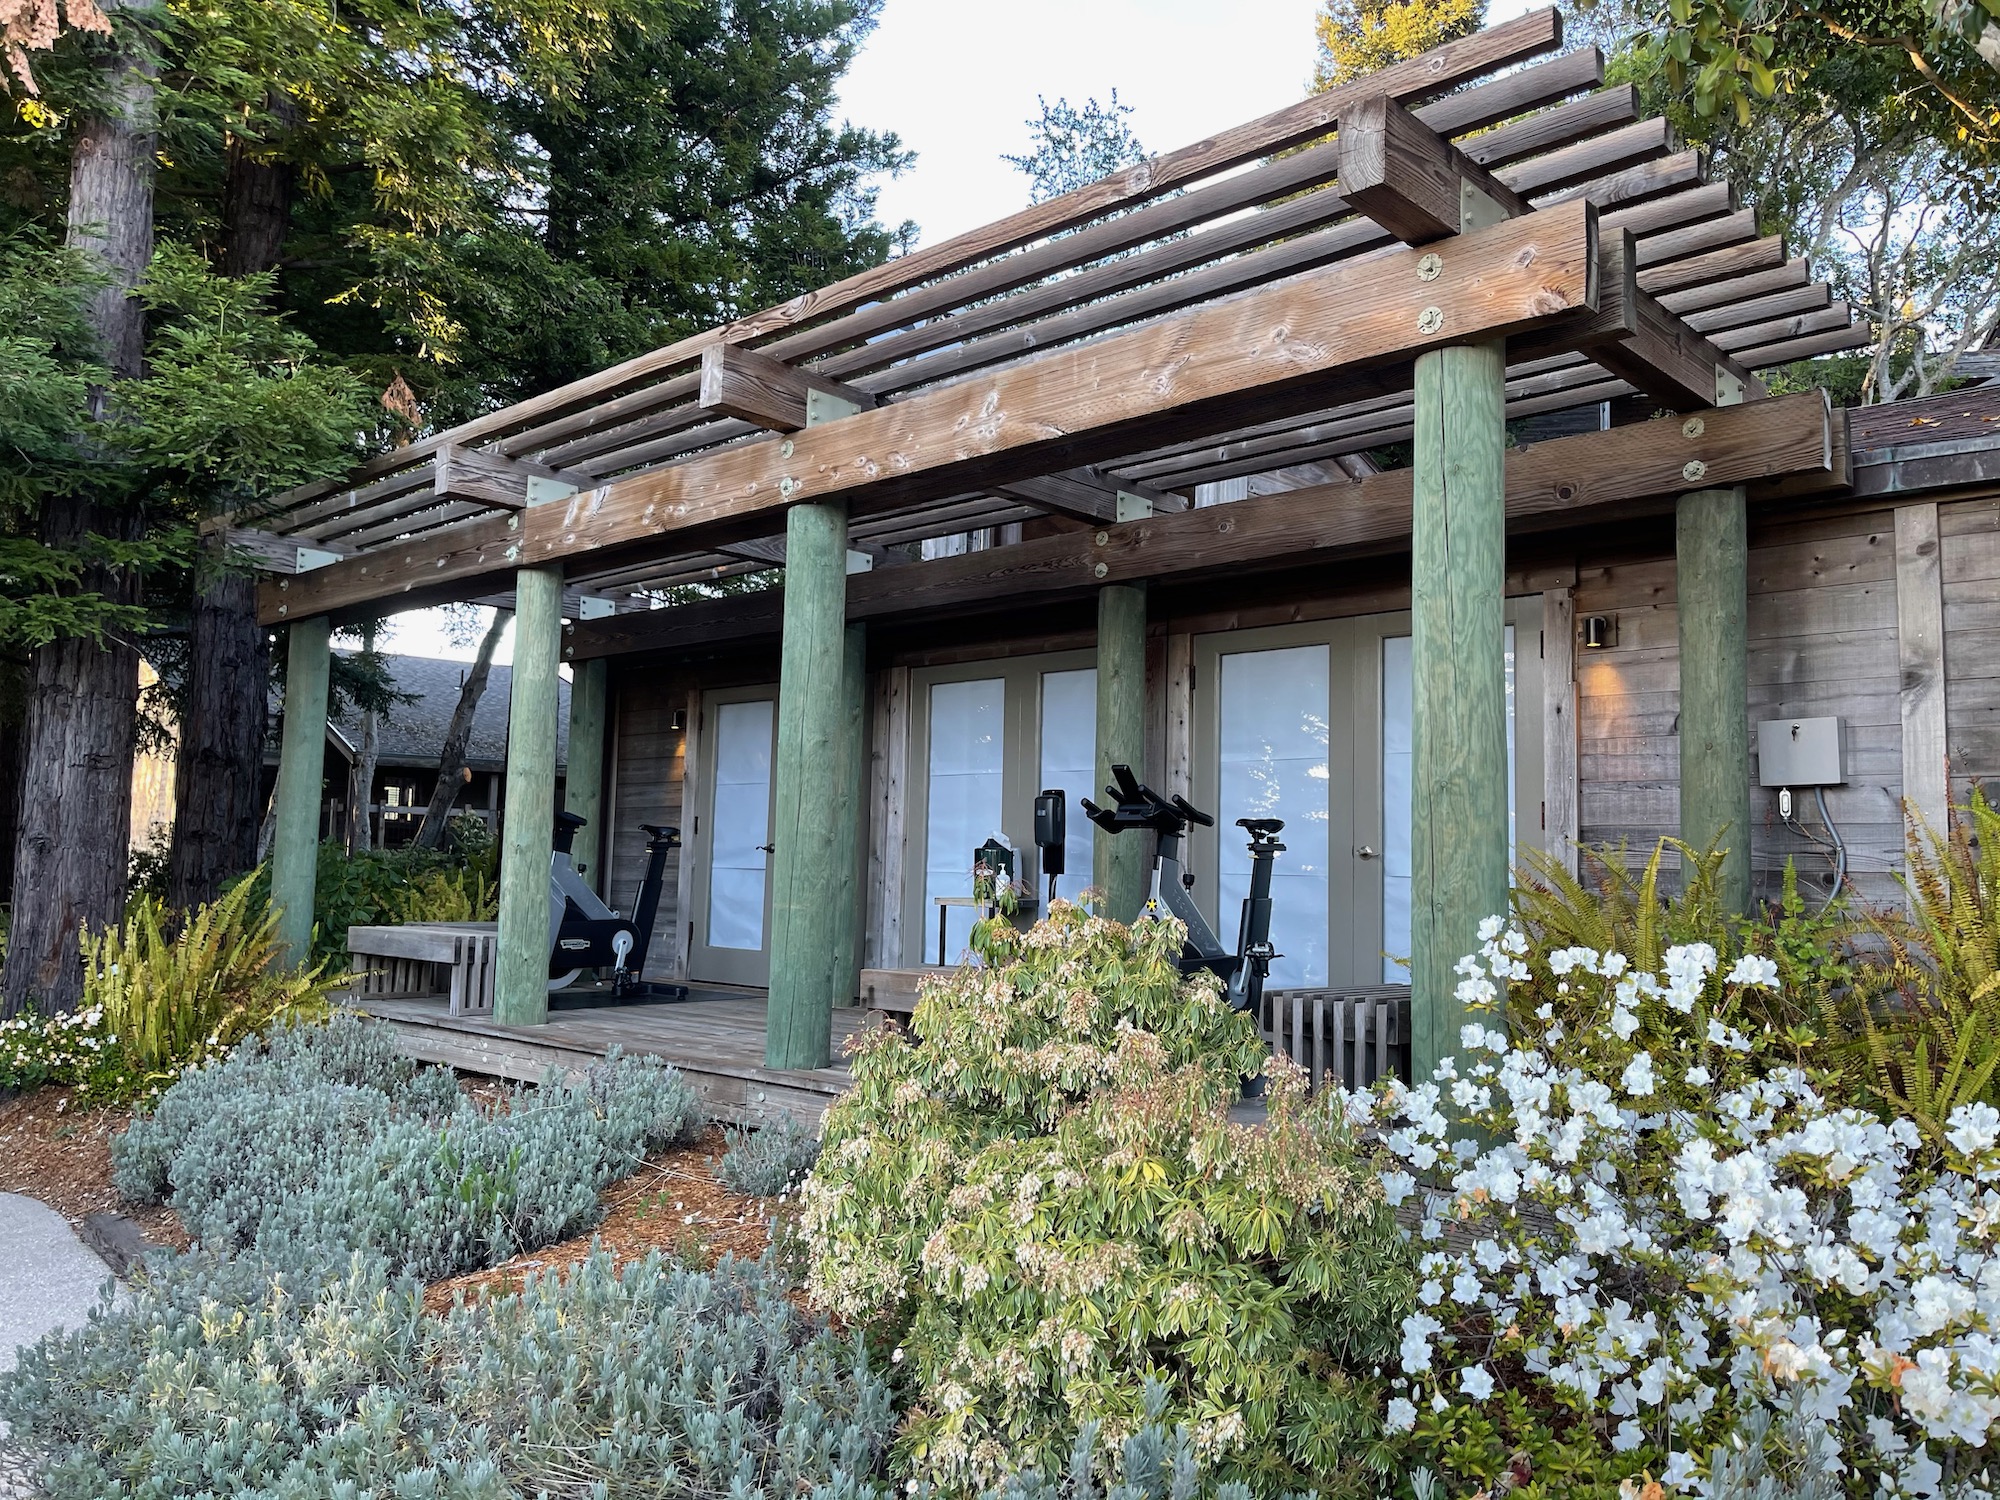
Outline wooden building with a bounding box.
[228,10,1970,1103]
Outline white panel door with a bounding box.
[687,690,777,986]
[922,677,1007,962]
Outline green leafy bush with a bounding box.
[236,820,500,969]
[0,1245,892,1500]
[113,1014,705,1279]
[801,900,1412,1498]
[720,1114,823,1196]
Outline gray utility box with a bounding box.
[1757,716,1847,787]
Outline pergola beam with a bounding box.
[566,391,1841,659]
[262,202,1602,626]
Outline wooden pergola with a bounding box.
[240,10,1861,1075]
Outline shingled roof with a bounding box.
[305,653,571,772]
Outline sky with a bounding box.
[380,0,1535,664]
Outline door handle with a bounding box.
[757,843,776,853]
[1355,845,1378,859]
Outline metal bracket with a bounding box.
[294,546,342,573]
[1460,180,1508,233]
[1115,490,1152,523]
[525,476,580,506]
[845,549,874,574]
[1715,367,1746,407]
[575,595,617,620]
[806,388,866,426]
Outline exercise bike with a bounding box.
[1080,764,1284,1020]
[546,811,687,1002]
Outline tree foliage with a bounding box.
[1002,91,1145,204]
[1312,0,1484,89]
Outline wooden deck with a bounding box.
[353,990,873,1126]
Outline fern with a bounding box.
[80,873,342,1094]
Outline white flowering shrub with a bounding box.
[112,1014,705,1279]
[802,900,1412,1498]
[0,1244,892,1499]
[1351,918,2000,1498]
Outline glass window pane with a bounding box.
[707,699,773,951]
[925,678,1006,961]
[1218,646,1329,987]
[1038,669,1097,897]
[1380,627,1515,982]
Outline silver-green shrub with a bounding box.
[110,1014,705,1279]
[0,1245,892,1500]
[719,1113,822,1196]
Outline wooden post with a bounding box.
[495,566,563,1025]
[1410,341,1509,1081]
[766,499,847,1069]
[830,623,867,1006]
[1676,485,1751,913]
[564,657,608,889]
[270,615,332,970]
[1095,583,1149,919]
[1896,502,1949,849]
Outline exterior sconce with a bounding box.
[670,709,687,733]
[1581,615,1615,650]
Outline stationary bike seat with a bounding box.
[1237,817,1285,836]
[639,823,680,843]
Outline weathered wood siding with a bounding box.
[1577,505,1908,904]
[1943,497,2000,815]
[607,665,688,981]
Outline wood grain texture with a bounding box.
[1896,502,1949,842]
[1095,585,1150,918]
[1676,486,1752,912]
[270,617,331,970]
[1336,93,1528,244]
[1164,632,1194,802]
[565,392,1836,659]
[494,566,564,1024]
[1409,340,1510,1080]
[261,205,1600,626]
[764,501,848,1068]
[699,342,875,432]
[563,658,608,890]
[1543,588,1580,874]
[830,624,868,1004]
[865,665,910,968]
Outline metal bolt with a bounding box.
[1094,562,1109,579]
[1416,253,1443,283]
[509,515,520,530]
[277,604,288,617]
[780,439,794,458]
[1682,416,1705,439]
[779,477,796,497]
[1094,530,1109,546]
[1682,459,1708,483]
[506,544,521,561]
[1417,306,1444,335]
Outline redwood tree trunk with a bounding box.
[414,609,511,849]
[166,547,268,908]
[2,1,157,1017]
[166,107,296,905]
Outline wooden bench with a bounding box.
[348,922,499,1017]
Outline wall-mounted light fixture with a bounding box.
[1581,615,1615,650]
[669,709,687,734]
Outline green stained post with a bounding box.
[564,657,609,889]
[829,622,868,1007]
[1677,485,1752,914]
[495,566,564,1025]
[1409,340,1510,1081]
[270,614,332,971]
[1094,582,1149,920]
[765,499,848,1069]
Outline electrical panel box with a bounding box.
[1757,716,1847,787]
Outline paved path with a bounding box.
[0,1194,115,1494]
[0,1193,112,1376]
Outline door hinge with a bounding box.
[1539,629,1545,659]
[1541,799,1547,831]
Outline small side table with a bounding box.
[931,896,1040,964]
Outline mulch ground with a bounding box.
[423,1125,778,1313]
[0,1087,189,1252]
[0,1083,779,1309]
